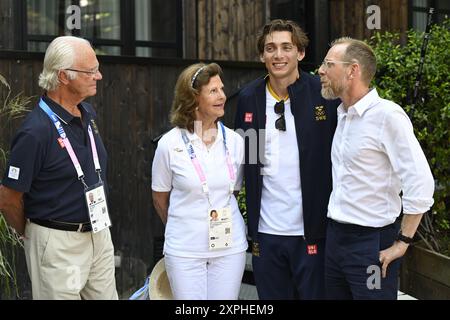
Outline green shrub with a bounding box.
[237,185,247,224]
[370,19,450,254]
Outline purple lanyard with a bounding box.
[39,98,102,188]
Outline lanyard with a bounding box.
[39,98,102,188]
[181,122,235,205]
[220,122,236,182]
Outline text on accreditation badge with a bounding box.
[208,207,233,250]
[85,183,111,233]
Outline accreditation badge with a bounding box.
[208,207,232,250]
[85,183,111,233]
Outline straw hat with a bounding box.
[149,257,173,300]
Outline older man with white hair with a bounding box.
[0,36,117,299]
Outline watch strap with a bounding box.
[397,233,414,244]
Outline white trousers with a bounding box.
[24,220,118,300]
[164,251,246,300]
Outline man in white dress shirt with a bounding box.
[319,37,434,299]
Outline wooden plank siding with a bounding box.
[194,0,408,62]
[2,1,410,61]
[182,0,198,59]
[329,0,408,42]
[400,244,450,300]
[197,0,266,62]
[0,52,265,298]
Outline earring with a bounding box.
[195,107,199,111]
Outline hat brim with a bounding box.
[149,257,173,300]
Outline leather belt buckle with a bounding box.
[77,223,92,233]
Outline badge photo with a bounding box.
[210,209,219,221]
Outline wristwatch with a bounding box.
[397,232,414,244]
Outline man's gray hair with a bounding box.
[38,36,91,91]
[331,37,377,85]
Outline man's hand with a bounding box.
[379,241,409,278]
[0,185,25,235]
[379,213,424,278]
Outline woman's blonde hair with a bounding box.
[170,62,223,132]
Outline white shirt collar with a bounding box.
[337,88,380,117]
[183,121,224,144]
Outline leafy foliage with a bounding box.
[0,74,31,298]
[370,20,450,254]
[0,75,32,122]
[237,185,247,224]
[0,216,21,298]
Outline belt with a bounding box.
[30,218,92,232]
[328,218,396,233]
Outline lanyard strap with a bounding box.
[181,130,209,194]
[88,125,101,170]
[181,122,236,198]
[219,122,236,183]
[39,98,102,185]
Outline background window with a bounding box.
[24,0,182,57]
[411,0,449,32]
[135,0,180,58]
[270,0,307,30]
[267,0,318,64]
[79,0,121,40]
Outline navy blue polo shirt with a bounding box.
[1,95,108,223]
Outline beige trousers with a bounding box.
[24,220,118,300]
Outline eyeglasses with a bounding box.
[64,68,100,75]
[274,100,286,131]
[320,60,352,69]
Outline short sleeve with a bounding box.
[1,131,44,193]
[151,137,173,192]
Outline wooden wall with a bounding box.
[0,52,265,298]
[196,0,267,61]
[2,0,411,61]
[182,0,198,60]
[193,0,409,62]
[329,0,409,42]
[400,244,450,300]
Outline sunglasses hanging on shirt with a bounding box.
[274,100,286,131]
